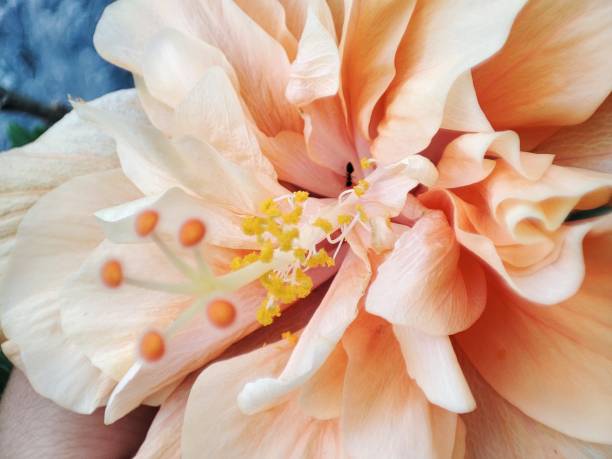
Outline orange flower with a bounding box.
[0,0,610,458]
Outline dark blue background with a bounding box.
[0,0,133,149]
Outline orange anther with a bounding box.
[139,330,165,363]
[207,299,236,328]
[135,210,159,237]
[101,259,123,288]
[179,219,206,247]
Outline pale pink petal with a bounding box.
[286,5,340,106]
[182,341,342,459]
[341,314,459,458]
[237,251,369,414]
[140,28,238,107]
[363,155,439,217]
[256,130,346,197]
[234,0,297,59]
[96,0,302,135]
[436,131,553,188]
[441,71,492,133]
[0,90,136,282]
[1,170,140,413]
[103,267,337,423]
[172,67,276,178]
[537,95,612,174]
[474,0,612,131]
[459,354,612,458]
[135,373,196,459]
[94,0,170,73]
[302,97,357,176]
[366,211,486,335]
[372,0,527,163]
[393,326,475,413]
[457,229,612,443]
[299,344,347,420]
[341,0,416,139]
[75,101,286,213]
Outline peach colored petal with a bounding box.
[485,164,612,242]
[436,131,553,189]
[363,155,438,217]
[0,90,135,283]
[256,130,346,197]
[299,344,347,420]
[393,326,475,413]
[372,0,527,163]
[182,341,342,459]
[286,5,340,106]
[341,314,459,458]
[1,170,140,413]
[237,251,369,414]
[366,211,486,335]
[96,0,302,135]
[75,101,286,213]
[441,71,492,133]
[474,0,612,130]
[133,75,175,133]
[537,95,612,174]
[423,189,611,304]
[234,0,298,59]
[94,0,171,73]
[459,353,612,458]
[96,187,255,249]
[135,373,196,459]
[141,28,238,107]
[457,229,612,443]
[341,0,416,139]
[302,97,358,176]
[103,266,337,423]
[171,67,276,178]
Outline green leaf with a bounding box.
[0,347,12,398]
[7,123,47,148]
[565,206,612,222]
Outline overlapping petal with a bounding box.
[457,228,612,443]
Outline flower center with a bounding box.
[99,162,379,363]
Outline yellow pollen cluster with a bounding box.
[356,204,369,223]
[313,217,334,234]
[360,157,375,169]
[282,331,298,346]
[337,214,353,225]
[306,249,335,268]
[238,192,337,326]
[353,179,370,197]
[257,303,281,326]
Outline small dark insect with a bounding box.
[345,162,355,187]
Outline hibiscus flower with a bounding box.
[1,0,611,458]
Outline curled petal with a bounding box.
[182,341,342,459]
[436,131,553,188]
[341,314,460,459]
[393,326,475,413]
[457,230,612,443]
[237,252,369,414]
[366,211,486,335]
